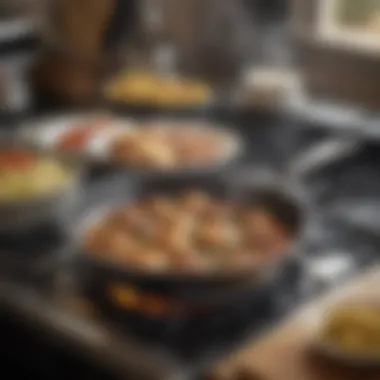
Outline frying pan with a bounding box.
[65,171,305,308]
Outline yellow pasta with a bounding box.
[322,304,380,355]
[0,159,72,201]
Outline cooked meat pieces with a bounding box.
[84,191,290,272]
[132,141,176,169]
[84,226,139,261]
[141,196,178,219]
[195,219,241,252]
[105,207,154,240]
[153,217,194,252]
[129,247,170,271]
[243,209,278,234]
[220,251,261,269]
[201,200,235,221]
[178,190,210,214]
[111,133,177,169]
[243,209,289,255]
[109,124,228,169]
[175,131,224,164]
[169,247,210,271]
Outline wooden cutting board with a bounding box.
[209,268,380,380]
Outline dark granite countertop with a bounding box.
[1,112,380,379]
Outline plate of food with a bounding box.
[0,148,83,232]
[19,116,243,174]
[18,113,135,159]
[312,295,380,367]
[93,119,244,173]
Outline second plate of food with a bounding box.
[18,114,244,175]
[96,119,244,174]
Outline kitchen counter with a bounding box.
[1,113,380,379]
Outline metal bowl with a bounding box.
[67,171,305,307]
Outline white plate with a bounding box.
[95,119,244,169]
[19,116,243,171]
[19,113,136,159]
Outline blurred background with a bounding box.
[2,0,380,379]
[1,0,380,116]
[0,0,297,113]
[2,0,380,113]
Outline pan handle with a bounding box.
[226,138,359,190]
[286,138,359,181]
[284,137,360,237]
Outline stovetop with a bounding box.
[2,211,379,380]
[2,115,380,379]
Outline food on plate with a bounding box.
[320,303,380,356]
[84,191,290,273]
[57,117,115,150]
[104,71,212,108]
[0,149,72,201]
[109,123,233,169]
[111,132,177,169]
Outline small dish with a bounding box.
[311,295,380,367]
[0,151,84,232]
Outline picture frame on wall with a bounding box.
[317,0,380,52]
[292,0,380,108]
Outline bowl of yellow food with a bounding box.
[313,297,380,367]
[0,149,82,232]
[104,71,213,112]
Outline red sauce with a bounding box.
[0,149,35,171]
[58,118,111,150]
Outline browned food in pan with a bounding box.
[84,191,291,274]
